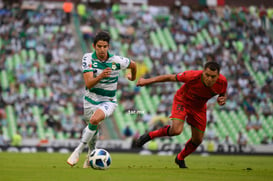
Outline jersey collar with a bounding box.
[201,73,208,87]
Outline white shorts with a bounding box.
[83,100,117,123]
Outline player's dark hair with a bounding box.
[204,61,220,73]
[93,31,111,46]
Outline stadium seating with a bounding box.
[1,3,272,147]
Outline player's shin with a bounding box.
[149,125,170,139]
[88,130,98,150]
[177,138,199,160]
[76,124,97,153]
[83,130,98,168]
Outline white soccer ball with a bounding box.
[89,149,111,170]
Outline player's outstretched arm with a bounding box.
[126,60,137,81]
[137,74,176,86]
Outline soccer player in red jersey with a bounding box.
[136,61,227,168]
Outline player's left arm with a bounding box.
[217,77,228,106]
[126,60,137,81]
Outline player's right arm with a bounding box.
[82,53,111,89]
[137,74,176,86]
[83,68,111,89]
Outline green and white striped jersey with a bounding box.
[82,52,131,105]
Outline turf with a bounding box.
[0,152,272,181]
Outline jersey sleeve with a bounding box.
[82,53,93,73]
[175,70,193,83]
[220,75,228,95]
[115,56,131,70]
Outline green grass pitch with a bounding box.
[0,152,272,181]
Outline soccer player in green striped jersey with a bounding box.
[67,31,137,167]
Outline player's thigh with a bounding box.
[83,106,96,123]
[98,102,117,118]
[84,102,117,124]
[187,109,206,144]
[91,102,118,123]
[169,101,187,135]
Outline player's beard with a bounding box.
[206,80,215,87]
[98,52,106,61]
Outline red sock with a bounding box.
[177,139,199,160]
[149,125,170,139]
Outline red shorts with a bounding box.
[169,100,207,132]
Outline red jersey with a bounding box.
[175,70,227,110]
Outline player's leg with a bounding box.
[175,126,204,168]
[67,109,105,166]
[136,118,185,147]
[77,102,117,167]
[176,111,206,168]
[136,101,186,147]
[83,130,99,168]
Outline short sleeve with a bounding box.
[82,53,93,73]
[115,56,130,70]
[176,70,192,83]
[220,75,228,94]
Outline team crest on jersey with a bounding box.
[93,62,98,67]
[104,106,108,110]
[112,62,117,70]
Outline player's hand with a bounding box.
[217,96,226,106]
[100,67,112,78]
[126,72,133,81]
[136,78,147,86]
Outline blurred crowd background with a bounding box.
[0,0,273,149]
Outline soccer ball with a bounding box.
[89,149,111,170]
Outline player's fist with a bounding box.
[217,96,226,106]
[101,67,111,78]
[126,73,133,81]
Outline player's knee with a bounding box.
[90,117,101,125]
[170,128,182,136]
[192,137,203,145]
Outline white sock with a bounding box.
[75,126,96,153]
[88,130,98,150]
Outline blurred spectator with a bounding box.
[11,131,22,146]
[259,99,272,117]
[259,5,267,29]
[207,107,215,125]
[246,119,254,131]
[246,118,262,132]
[223,135,233,145]
[0,130,8,146]
[147,139,159,151]
[205,124,216,140]
[270,137,273,145]
[63,0,73,24]
[206,137,216,152]
[242,97,260,123]
[237,131,247,146]
[45,115,56,129]
[261,136,269,144]
[142,111,152,125]
[123,125,133,138]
